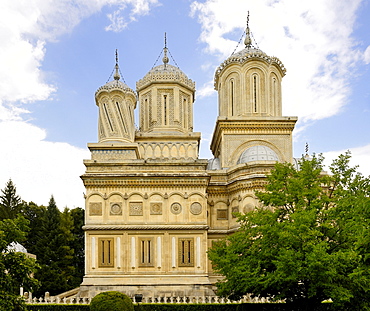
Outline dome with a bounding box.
[7,242,27,253]
[207,157,221,170]
[149,63,184,74]
[95,79,135,98]
[137,63,195,92]
[237,145,279,164]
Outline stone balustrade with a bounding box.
[24,293,280,305]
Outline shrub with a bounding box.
[90,291,134,311]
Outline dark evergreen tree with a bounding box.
[70,207,85,288]
[22,201,46,256]
[33,196,75,296]
[0,179,23,220]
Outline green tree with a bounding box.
[0,216,39,311]
[33,196,75,296]
[0,179,23,220]
[22,202,46,256]
[208,153,370,309]
[70,207,85,288]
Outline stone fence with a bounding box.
[25,293,277,305]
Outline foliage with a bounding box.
[0,179,24,220]
[69,207,85,288]
[0,216,39,311]
[135,304,239,311]
[90,291,134,311]
[33,197,76,296]
[26,305,89,311]
[208,152,370,308]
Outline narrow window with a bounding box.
[139,238,154,267]
[98,238,114,267]
[103,104,114,131]
[178,238,194,267]
[253,75,257,112]
[163,95,167,125]
[230,80,234,116]
[116,102,127,134]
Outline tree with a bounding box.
[33,196,75,296]
[0,179,23,220]
[22,202,46,256]
[0,216,39,311]
[208,153,370,309]
[70,207,85,288]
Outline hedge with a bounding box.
[26,303,337,311]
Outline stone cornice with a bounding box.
[81,177,210,188]
[210,117,297,154]
[83,224,209,231]
[208,227,239,234]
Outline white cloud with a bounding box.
[323,144,370,177]
[0,121,90,208]
[190,0,363,124]
[197,80,216,98]
[0,0,159,208]
[105,0,160,32]
[364,45,370,64]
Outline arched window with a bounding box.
[230,80,234,116]
[252,74,259,113]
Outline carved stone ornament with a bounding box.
[150,202,162,215]
[170,202,182,215]
[243,203,255,214]
[190,202,202,215]
[217,209,228,220]
[231,206,239,218]
[129,202,143,216]
[110,203,122,215]
[89,202,102,216]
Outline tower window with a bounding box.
[253,75,257,112]
[163,95,167,125]
[230,80,234,116]
[98,238,114,267]
[178,238,194,267]
[103,104,114,131]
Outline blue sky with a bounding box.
[0,0,369,208]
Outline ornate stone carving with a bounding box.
[129,202,143,216]
[190,202,202,215]
[150,202,162,215]
[89,202,102,216]
[243,203,255,213]
[171,202,182,215]
[110,203,122,215]
[231,206,239,218]
[217,209,228,220]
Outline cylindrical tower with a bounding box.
[95,58,137,143]
[214,25,286,118]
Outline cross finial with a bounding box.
[114,49,120,81]
[162,32,169,67]
[305,142,309,155]
[244,11,252,48]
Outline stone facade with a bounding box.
[80,29,297,298]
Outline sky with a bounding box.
[0,0,369,209]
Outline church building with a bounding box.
[79,21,297,298]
